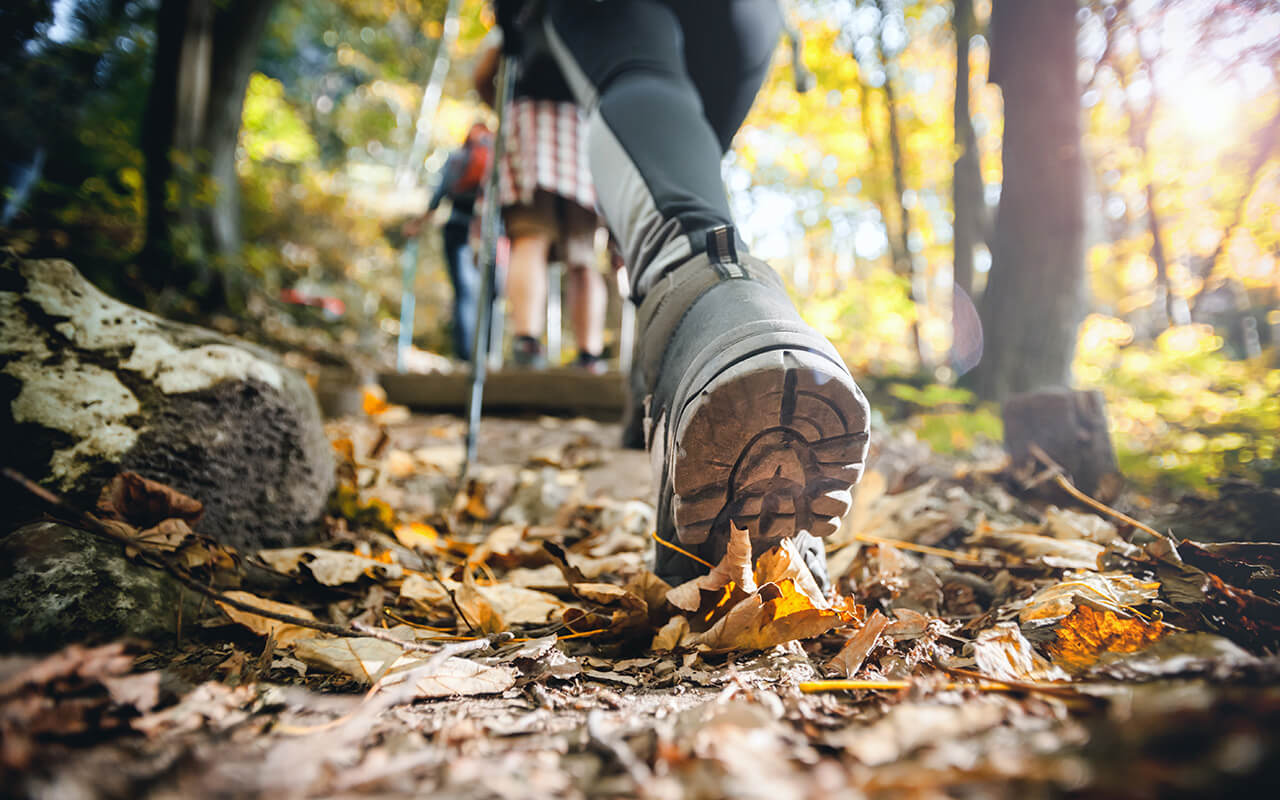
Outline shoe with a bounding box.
[512,335,546,368]
[572,350,608,375]
[641,227,870,592]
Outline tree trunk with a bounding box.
[952,0,982,300]
[200,0,277,272]
[968,0,1084,403]
[141,0,277,308]
[874,0,929,368]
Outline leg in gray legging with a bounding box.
[543,0,781,297]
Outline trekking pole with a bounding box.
[395,236,419,373]
[462,52,518,478]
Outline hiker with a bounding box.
[493,0,871,590]
[474,19,609,372]
[403,122,493,361]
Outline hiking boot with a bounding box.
[512,335,546,368]
[641,227,870,592]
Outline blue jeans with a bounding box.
[442,222,479,360]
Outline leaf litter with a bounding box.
[9,415,1280,798]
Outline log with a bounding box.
[1002,388,1121,500]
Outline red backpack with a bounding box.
[451,129,494,194]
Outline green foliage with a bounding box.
[909,407,1003,455]
[1076,315,1280,490]
[241,74,320,163]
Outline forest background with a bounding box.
[3,0,1278,495]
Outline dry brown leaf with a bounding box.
[652,616,691,651]
[456,569,504,633]
[413,657,517,698]
[1019,571,1160,624]
[543,542,651,618]
[216,590,317,645]
[96,471,203,528]
[828,610,889,677]
[293,636,417,683]
[1044,604,1166,675]
[257,547,403,586]
[468,525,526,566]
[666,525,756,615]
[133,518,195,552]
[972,622,1069,682]
[883,608,932,640]
[968,527,1105,569]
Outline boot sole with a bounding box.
[668,345,870,556]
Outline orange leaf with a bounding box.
[361,384,389,416]
[1045,604,1165,675]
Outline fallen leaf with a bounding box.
[132,681,258,738]
[257,547,403,586]
[666,525,756,617]
[971,622,1068,682]
[652,616,691,651]
[361,384,389,415]
[216,590,318,645]
[1019,571,1160,625]
[454,565,569,632]
[468,525,526,566]
[968,527,1106,570]
[1043,506,1120,545]
[883,608,932,640]
[413,657,517,698]
[96,471,203,528]
[828,610,889,677]
[694,575,857,652]
[293,635,417,683]
[384,449,417,479]
[1045,604,1166,675]
[394,521,440,551]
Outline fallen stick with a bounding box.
[1026,443,1170,542]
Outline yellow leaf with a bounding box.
[394,521,439,551]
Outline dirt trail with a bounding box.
[6,411,1280,799]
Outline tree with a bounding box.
[140,0,278,309]
[968,0,1085,402]
[951,0,983,300]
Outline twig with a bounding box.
[1025,444,1170,542]
[853,532,987,565]
[3,467,361,639]
[427,555,477,633]
[351,621,481,652]
[932,661,1107,708]
[649,528,713,569]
